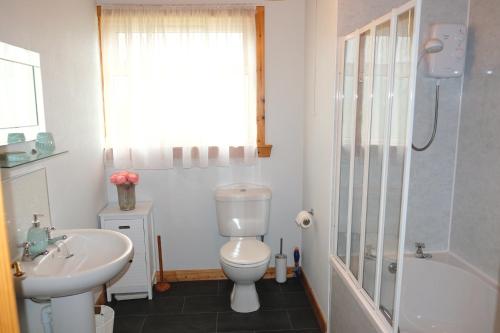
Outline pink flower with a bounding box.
[127,172,139,184]
[110,170,140,185]
[110,174,119,184]
[115,175,127,185]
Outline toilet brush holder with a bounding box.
[275,254,287,283]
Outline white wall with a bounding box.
[3,169,51,261]
[0,0,107,233]
[104,0,306,270]
[406,0,469,251]
[0,1,107,331]
[450,0,500,282]
[302,0,337,319]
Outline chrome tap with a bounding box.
[18,241,48,262]
[415,242,432,259]
[45,222,67,244]
[18,241,33,261]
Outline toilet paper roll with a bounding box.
[295,211,313,229]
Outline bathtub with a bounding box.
[400,253,500,333]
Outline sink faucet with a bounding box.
[43,214,67,244]
[415,242,432,259]
[18,241,48,262]
[45,226,67,244]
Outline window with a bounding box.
[97,5,271,169]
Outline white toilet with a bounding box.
[215,183,272,313]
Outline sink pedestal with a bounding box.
[51,291,96,333]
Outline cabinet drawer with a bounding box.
[108,256,148,289]
[102,218,146,254]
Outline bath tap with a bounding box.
[415,242,432,259]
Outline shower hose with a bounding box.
[412,80,440,151]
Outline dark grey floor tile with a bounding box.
[109,296,184,316]
[260,291,310,310]
[255,328,321,333]
[142,313,216,333]
[158,281,219,297]
[109,299,149,316]
[279,278,304,292]
[113,315,145,333]
[219,278,281,295]
[287,309,319,329]
[148,296,185,314]
[218,279,234,294]
[255,279,281,293]
[183,295,231,313]
[217,310,291,332]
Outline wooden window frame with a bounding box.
[97,6,272,158]
[255,6,272,157]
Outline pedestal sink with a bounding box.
[14,229,133,333]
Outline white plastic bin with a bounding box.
[95,305,114,333]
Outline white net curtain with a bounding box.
[100,6,258,169]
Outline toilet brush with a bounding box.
[155,235,171,293]
[275,238,287,283]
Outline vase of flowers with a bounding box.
[110,171,139,211]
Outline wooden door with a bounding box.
[0,181,20,333]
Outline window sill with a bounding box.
[105,145,272,160]
[257,144,273,158]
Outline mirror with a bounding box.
[0,41,45,146]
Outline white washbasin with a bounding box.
[15,228,133,298]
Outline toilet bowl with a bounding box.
[220,238,271,312]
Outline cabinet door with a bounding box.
[102,218,146,254]
[108,256,148,291]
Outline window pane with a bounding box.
[100,7,258,167]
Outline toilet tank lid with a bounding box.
[215,183,271,202]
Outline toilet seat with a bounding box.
[220,239,271,267]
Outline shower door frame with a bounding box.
[331,1,422,332]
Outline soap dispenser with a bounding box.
[27,214,48,256]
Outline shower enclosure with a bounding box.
[332,1,421,332]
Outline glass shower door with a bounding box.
[379,8,415,319]
[349,30,373,279]
[337,37,357,264]
[362,19,391,299]
[333,2,420,332]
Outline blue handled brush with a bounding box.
[293,247,301,277]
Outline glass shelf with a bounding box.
[0,150,68,168]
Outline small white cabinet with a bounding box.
[99,202,155,301]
